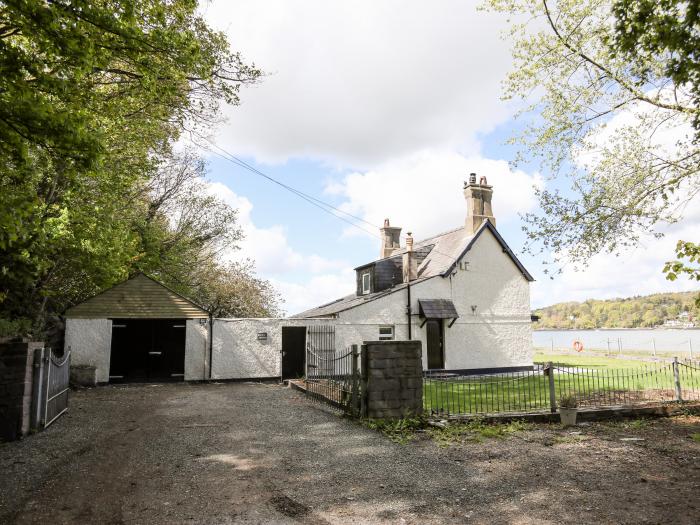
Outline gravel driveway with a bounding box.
[1,382,699,524]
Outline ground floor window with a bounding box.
[378,325,394,340]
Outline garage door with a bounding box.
[109,319,186,382]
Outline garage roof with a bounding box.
[65,274,209,319]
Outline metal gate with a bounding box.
[32,347,71,429]
[305,326,360,415]
[306,325,336,375]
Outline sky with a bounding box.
[196,0,699,315]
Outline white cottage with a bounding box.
[295,174,535,373]
[65,174,534,384]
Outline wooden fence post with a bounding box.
[673,356,682,402]
[547,361,557,413]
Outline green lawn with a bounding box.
[533,353,657,368]
[423,360,697,416]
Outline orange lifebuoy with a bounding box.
[573,340,584,352]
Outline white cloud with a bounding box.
[197,5,699,315]
[271,271,357,316]
[530,215,700,308]
[207,182,346,276]
[328,150,542,240]
[202,0,515,167]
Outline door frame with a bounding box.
[426,318,445,369]
[281,326,307,379]
[108,318,186,382]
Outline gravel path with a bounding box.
[1,382,699,524]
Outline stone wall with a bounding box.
[0,341,42,441]
[361,341,423,419]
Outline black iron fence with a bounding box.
[305,343,360,415]
[424,358,700,416]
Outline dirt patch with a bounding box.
[1,383,698,524]
[270,495,312,518]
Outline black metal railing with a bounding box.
[424,358,700,416]
[305,344,360,415]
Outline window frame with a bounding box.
[378,325,394,340]
[361,271,371,295]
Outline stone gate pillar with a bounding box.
[361,341,423,419]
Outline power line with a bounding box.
[196,137,472,264]
[201,138,380,231]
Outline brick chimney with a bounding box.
[463,173,495,234]
[402,232,417,282]
[380,218,402,258]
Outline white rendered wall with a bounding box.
[64,318,112,383]
[445,228,532,369]
[212,319,283,379]
[185,320,209,380]
[211,317,358,379]
[337,227,533,370]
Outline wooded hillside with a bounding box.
[533,292,699,329]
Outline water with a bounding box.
[533,328,699,356]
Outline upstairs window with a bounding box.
[379,325,394,340]
[362,272,371,295]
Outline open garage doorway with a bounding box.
[109,319,186,382]
[281,326,306,379]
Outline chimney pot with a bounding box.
[403,232,417,282]
[463,177,495,234]
[379,219,402,258]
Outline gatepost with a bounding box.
[361,340,423,419]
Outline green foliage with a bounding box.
[0,317,32,338]
[428,419,532,446]
[0,1,269,340]
[533,291,699,329]
[664,241,700,306]
[610,0,700,134]
[483,0,700,270]
[364,416,427,444]
[558,395,578,409]
[691,432,700,443]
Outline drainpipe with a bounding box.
[208,313,214,379]
[407,282,412,340]
[403,232,415,340]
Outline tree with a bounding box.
[484,0,699,268]
[0,1,263,338]
[189,260,283,318]
[664,240,700,305]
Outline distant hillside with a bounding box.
[533,291,700,329]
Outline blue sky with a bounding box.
[199,1,699,315]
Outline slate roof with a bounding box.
[418,299,459,319]
[65,273,209,319]
[293,220,534,318]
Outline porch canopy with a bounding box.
[418,299,459,327]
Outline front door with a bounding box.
[282,326,306,379]
[426,319,444,369]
